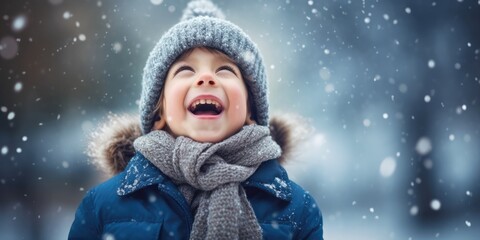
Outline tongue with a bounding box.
[194,110,218,115]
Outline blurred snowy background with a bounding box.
[1,0,479,239]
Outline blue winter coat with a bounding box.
[69,152,323,239]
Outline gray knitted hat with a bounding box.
[140,0,269,134]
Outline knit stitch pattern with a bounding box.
[140,0,269,133]
[133,124,282,239]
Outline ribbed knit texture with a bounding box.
[140,0,269,133]
[133,125,282,239]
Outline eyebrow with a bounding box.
[169,61,189,76]
[171,55,238,68]
[168,50,242,77]
[171,61,187,68]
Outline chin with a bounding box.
[187,130,229,143]
[183,125,244,143]
[190,135,224,143]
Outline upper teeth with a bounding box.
[191,99,222,109]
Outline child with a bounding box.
[69,0,323,239]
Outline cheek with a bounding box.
[163,84,187,119]
[226,84,249,118]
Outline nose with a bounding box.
[195,73,216,87]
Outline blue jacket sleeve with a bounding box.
[68,189,100,239]
[297,192,324,240]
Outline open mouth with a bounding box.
[188,99,224,116]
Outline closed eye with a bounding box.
[174,65,194,76]
[217,65,238,76]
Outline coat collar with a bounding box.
[117,152,292,201]
[116,153,165,196]
[243,158,292,201]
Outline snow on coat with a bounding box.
[69,114,323,239]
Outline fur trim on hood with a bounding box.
[88,113,312,177]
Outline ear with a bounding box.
[245,111,256,125]
[244,96,256,125]
[152,96,166,130]
[152,116,166,130]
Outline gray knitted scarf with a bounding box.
[133,125,281,240]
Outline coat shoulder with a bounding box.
[77,173,127,220]
[288,180,324,239]
[247,178,323,239]
[88,173,126,203]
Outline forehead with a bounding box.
[175,47,236,64]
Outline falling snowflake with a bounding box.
[465,220,471,227]
[1,146,8,155]
[363,118,371,127]
[12,15,27,32]
[63,11,73,19]
[112,42,122,53]
[102,233,115,240]
[150,0,163,5]
[410,205,419,216]
[14,82,23,92]
[415,137,432,155]
[424,95,431,103]
[379,157,396,178]
[430,199,441,211]
[62,161,70,168]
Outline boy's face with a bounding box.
[153,48,252,143]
